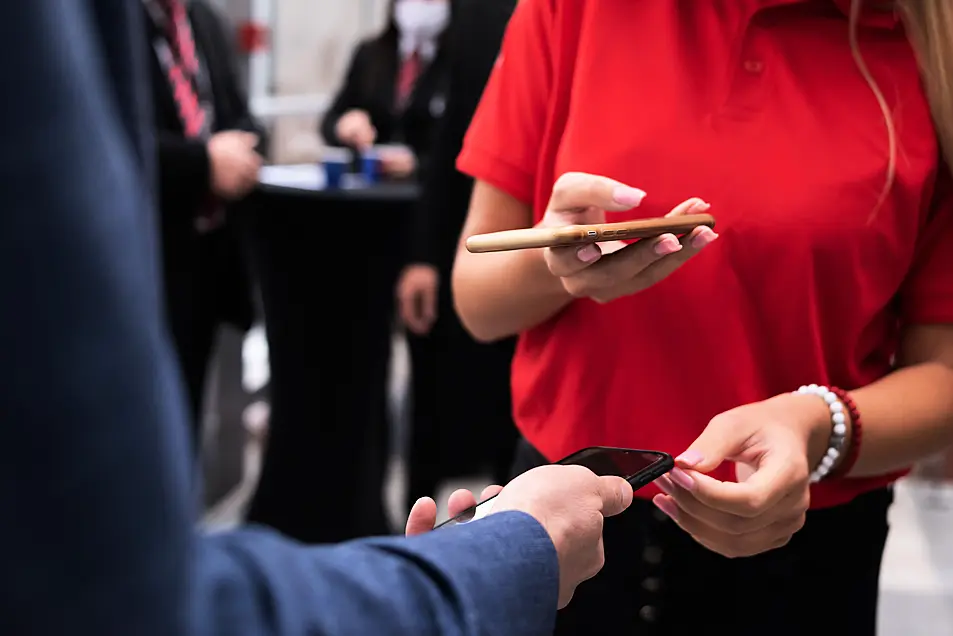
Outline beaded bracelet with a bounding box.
[829,386,861,477]
[794,384,850,483]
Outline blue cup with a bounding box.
[360,150,381,185]
[321,147,352,189]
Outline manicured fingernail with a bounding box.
[691,227,718,249]
[676,450,704,468]
[612,186,647,207]
[654,496,679,521]
[670,468,695,491]
[654,234,682,256]
[655,476,674,495]
[689,200,711,213]
[576,244,601,263]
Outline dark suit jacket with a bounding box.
[319,35,450,167]
[0,1,560,634]
[409,0,517,271]
[146,0,263,330]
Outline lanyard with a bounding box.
[142,0,214,135]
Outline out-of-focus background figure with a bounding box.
[143,0,267,449]
[396,0,519,518]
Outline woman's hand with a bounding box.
[541,173,718,303]
[653,393,832,558]
[379,145,417,178]
[335,109,377,150]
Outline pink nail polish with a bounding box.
[654,496,679,520]
[676,450,704,468]
[669,468,695,491]
[577,244,601,263]
[612,186,647,207]
[654,235,682,256]
[655,476,674,495]
[691,228,718,250]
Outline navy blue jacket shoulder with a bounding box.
[0,1,558,634]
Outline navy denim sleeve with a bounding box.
[196,514,558,636]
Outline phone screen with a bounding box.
[435,447,672,529]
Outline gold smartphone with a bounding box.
[465,214,716,253]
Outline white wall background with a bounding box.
[261,0,391,162]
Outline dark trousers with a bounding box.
[165,232,225,447]
[511,439,892,636]
[404,306,517,512]
[243,196,400,542]
[164,219,255,452]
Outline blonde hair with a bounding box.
[849,0,953,214]
[895,1,953,168]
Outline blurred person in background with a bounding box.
[143,0,266,444]
[1,1,639,634]
[319,0,452,178]
[452,0,953,634]
[396,0,519,513]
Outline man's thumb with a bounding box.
[597,476,633,517]
[676,414,740,473]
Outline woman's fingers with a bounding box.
[545,243,604,278]
[621,225,718,292]
[665,197,710,217]
[545,172,646,219]
[549,227,718,301]
[654,492,806,558]
[655,473,803,535]
[540,177,717,301]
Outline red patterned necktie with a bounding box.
[396,51,422,108]
[159,0,205,138]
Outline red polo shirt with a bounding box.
[457,0,953,508]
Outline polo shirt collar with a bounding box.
[830,0,900,29]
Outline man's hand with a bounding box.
[405,466,633,609]
[379,145,417,178]
[397,264,439,335]
[335,109,377,150]
[491,465,632,608]
[405,485,504,536]
[207,131,261,200]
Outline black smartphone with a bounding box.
[435,446,673,529]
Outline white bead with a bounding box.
[830,401,844,413]
[822,455,835,468]
[827,448,840,460]
[832,412,846,425]
[818,386,829,394]
[834,423,847,436]
[808,384,819,392]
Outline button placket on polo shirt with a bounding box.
[721,10,769,119]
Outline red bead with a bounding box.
[830,386,862,477]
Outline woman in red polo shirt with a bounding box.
[452,1,953,634]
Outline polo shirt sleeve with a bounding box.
[900,166,953,325]
[456,0,554,204]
